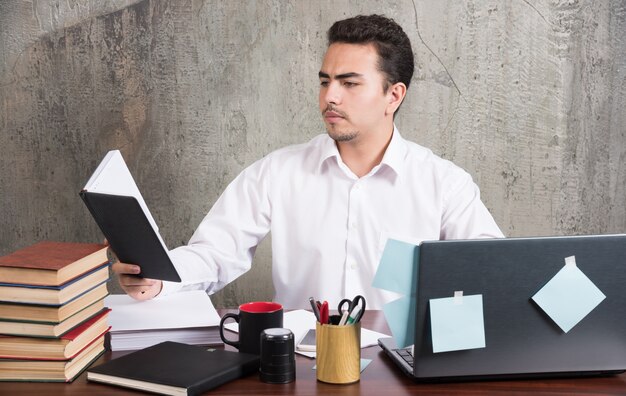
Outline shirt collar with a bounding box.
[378,125,407,176]
[318,136,340,171]
[317,125,408,177]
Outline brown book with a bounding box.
[0,333,106,382]
[0,308,110,360]
[0,283,108,323]
[0,241,108,286]
[0,265,109,305]
[0,303,107,338]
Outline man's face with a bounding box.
[319,43,392,143]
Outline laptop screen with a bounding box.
[405,234,626,380]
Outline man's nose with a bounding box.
[323,81,341,105]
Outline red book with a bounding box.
[0,241,108,286]
[0,308,111,360]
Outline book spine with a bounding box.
[188,360,259,396]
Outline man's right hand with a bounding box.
[105,239,163,301]
[111,261,163,301]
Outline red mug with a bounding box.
[219,302,283,355]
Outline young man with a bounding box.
[113,15,503,309]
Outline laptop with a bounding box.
[379,234,626,381]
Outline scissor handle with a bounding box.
[352,295,366,309]
[344,295,366,324]
[351,296,366,322]
[338,298,353,315]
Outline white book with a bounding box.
[83,150,166,250]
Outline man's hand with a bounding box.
[106,242,162,301]
[111,261,163,301]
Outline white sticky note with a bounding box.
[532,256,606,333]
[429,293,486,353]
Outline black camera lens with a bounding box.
[259,328,295,384]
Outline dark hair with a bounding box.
[327,15,414,92]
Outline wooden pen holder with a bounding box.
[315,321,361,384]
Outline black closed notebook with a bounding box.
[87,342,260,396]
[80,191,181,282]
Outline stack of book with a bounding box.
[0,241,111,382]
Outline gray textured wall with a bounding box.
[1,1,625,308]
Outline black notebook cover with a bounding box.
[87,342,260,395]
[79,191,181,282]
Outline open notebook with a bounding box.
[80,150,180,282]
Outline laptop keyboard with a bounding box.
[395,347,414,368]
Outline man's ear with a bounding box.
[385,82,407,116]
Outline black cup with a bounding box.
[219,301,283,355]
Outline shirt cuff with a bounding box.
[158,245,221,297]
[158,279,183,297]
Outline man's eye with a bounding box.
[320,81,329,87]
[343,81,357,87]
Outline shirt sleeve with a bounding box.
[439,167,504,240]
[159,156,272,297]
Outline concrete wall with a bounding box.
[1,0,625,308]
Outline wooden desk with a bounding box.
[4,310,626,395]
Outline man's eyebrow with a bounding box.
[318,71,363,79]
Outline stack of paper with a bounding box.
[105,291,222,351]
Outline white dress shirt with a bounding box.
[162,128,503,309]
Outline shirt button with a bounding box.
[350,262,358,270]
[350,221,357,229]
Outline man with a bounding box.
[113,15,503,309]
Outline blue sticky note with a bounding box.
[360,359,372,372]
[372,239,419,295]
[429,293,486,353]
[532,256,605,333]
[382,295,416,348]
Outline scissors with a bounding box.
[338,295,366,325]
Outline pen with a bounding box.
[346,304,364,324]
[338,310,350,326]
[318,301,329,324]
[309,297,321,322]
